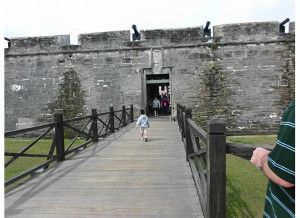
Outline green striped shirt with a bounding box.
[264,101,295,218]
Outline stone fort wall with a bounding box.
[5,21,295,134]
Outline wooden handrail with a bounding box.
[5,122,56,136]
[5,104,134,187]
[187,118,207,143]
[177,104,272,218]
[176,103,275,218]
[226,143,273,160]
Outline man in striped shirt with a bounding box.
[251,101,295,217]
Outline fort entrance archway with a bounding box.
[144,74,171,116]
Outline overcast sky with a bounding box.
[2,0,295,42]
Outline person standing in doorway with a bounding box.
[161,95,169,115]
[136,109,150,142]
[250,100,295,218]
[152,97,160,117]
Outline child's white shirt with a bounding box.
[136,115,150,128]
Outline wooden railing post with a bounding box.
[176,104,179,123]
[122,105,126,127]
[181,106,186,140]
[180,106,184,139]
[54,111,65,162]
[130,104,134,122]
[184,108,194,161]
[109,106,115,133]
[177,104,182,135]
[91,108,98,142]
[207,117,226,218]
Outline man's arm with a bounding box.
[251,147,294,188]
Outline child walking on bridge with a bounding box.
[136,109,150,142]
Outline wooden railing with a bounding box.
[177,104,272,218]
[5,105,134,187]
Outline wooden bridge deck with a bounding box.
[5,118,203,217]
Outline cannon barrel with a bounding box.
[204,21,210,30]
[203,21,211,37]
[279,18,290,33]
[131,24,141,41]
[4,37,11,47]
[132,25,139,34]
[280,18,290,26]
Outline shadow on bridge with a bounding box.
[5,120,203,217]
[5,128,128,215]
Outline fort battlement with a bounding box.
[214,21,295,43]
[5,21,295,55]
[214,22,279,42]
[9,35,71,53]
[78,30,130,50]
[140,26,204,46]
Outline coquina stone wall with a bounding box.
[5,21,295,134]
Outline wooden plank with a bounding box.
[5,119,204,217]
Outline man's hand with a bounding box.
[250,147,271,169]
[251,147,294,188]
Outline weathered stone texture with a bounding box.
[216,42,295,134]
[213,22,279,43]
[9,35,70,54]
[140,27,204,46]
[5,21,295,134]
[79,31,130,50]
[289,22,295,34]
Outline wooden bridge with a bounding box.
[5,117,204,217]
[5,105,265,217]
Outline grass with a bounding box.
[226,135,277,218]
[5,137,86,181]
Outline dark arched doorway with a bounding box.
[145,74,170,117]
